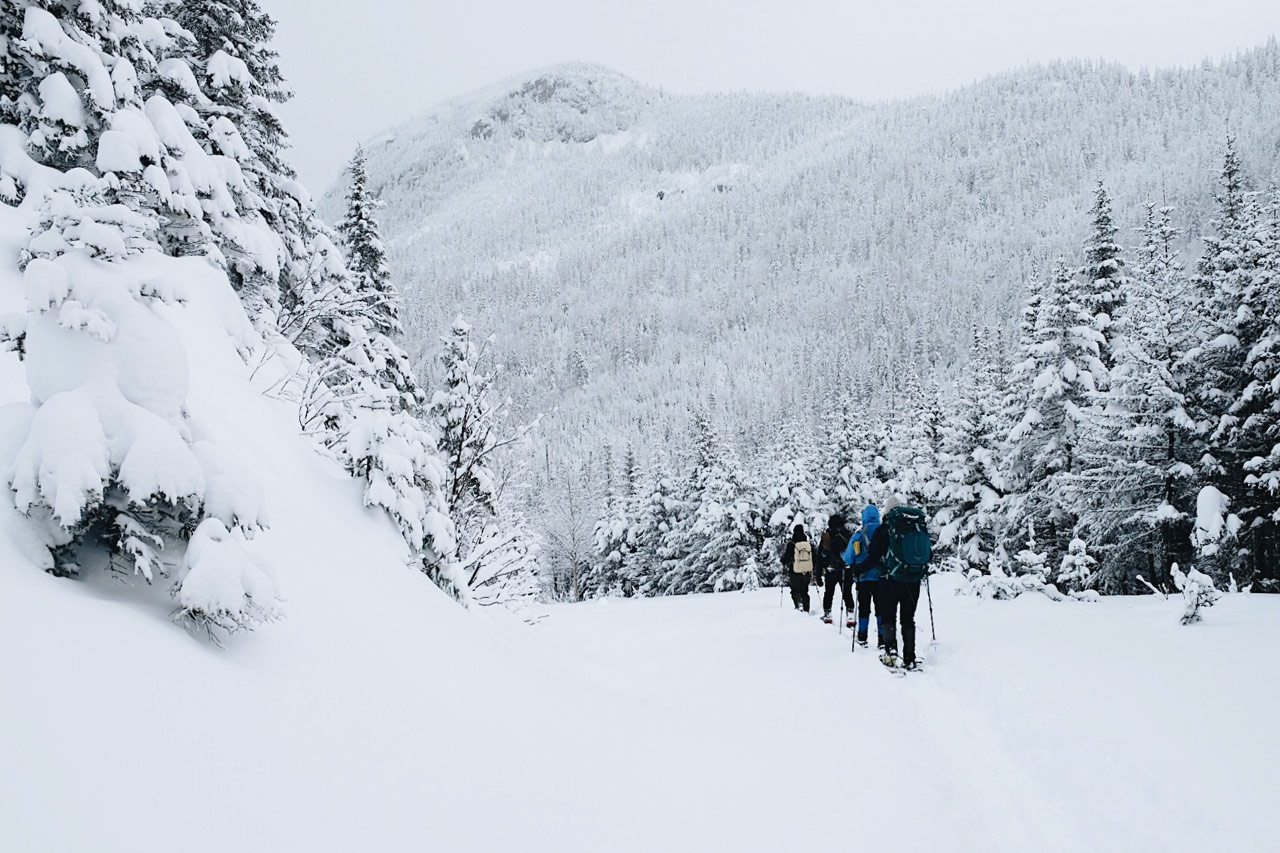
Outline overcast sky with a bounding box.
[259,0,1280,193]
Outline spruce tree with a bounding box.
[1184,138,1262,581]
[2,2,281,633]
[1003,259,1105,565]
[338,145,401,338]
[1081,182,1129,372]
[937,328,1008,571]
[1069,203,1197,592]
[1231,183,1280,589]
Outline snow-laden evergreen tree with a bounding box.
[1182,138,1262,581]
[1080,181,1129,373]
[141,0,294,319]
[757,419,820,568]
[1171,562,1222,624]
[165,0,290,177]
[630,460,685,596]
[587,446,640,597]
[935,327,1008,571]
[1229,183,1280,591]
[822,383,873,514]
[1068,202,1198,592]
[0,1,280,634]
[430,317,540,602]
[337,145,400,338]
[1003,258,1106,565]
[656,409,763,594]
[1057,537,1098,593]
[885,366,944,509]
[687,440,765,593]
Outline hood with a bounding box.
[861,505,881,526]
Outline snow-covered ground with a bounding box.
[4,532,1276,852]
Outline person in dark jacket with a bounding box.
[818,514,854,623]
[842,503,884,647]
[781,523,815,611]
[858,495,923,669]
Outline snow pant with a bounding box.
[880,580,922,665]
[822,567,854,615]
[789,571,811,611]
[856,580,883,644]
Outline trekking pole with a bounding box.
[925,573,937,643]
[850,583,857,653]
[838,602,844,635]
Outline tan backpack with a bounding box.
[794,541,814,574]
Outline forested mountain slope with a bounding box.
[333,48,1280,466]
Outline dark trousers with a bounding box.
[822,567,854,615]
[880,580,922,664]
[856,579,881,642]
[789,571,811,611]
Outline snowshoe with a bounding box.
[902,660,924,673]
[857,638,869,648]
[846,618,855,629]
[880,651,898,668]
[821,614,833,624]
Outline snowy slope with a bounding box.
[4,460,1277,853]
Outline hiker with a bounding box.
[818,513,854,624]
[858,495,932,670]
[842,503,884,647]
[781,523,815,612]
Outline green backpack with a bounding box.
[883,506,932,582]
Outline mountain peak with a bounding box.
[467,63,653,143]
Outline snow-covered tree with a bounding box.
[1182,138,1262,581]
[1,3,281,634]
[337,145,400,338]
[1230,183,1280,591]
[935,327,1008,571]
[1171,562,1222,624]
[166,0,291,176]
[1057,537,1098,593]
[1069,202,1198,592]
[885,366,945,509]
[1080,181,1129,372]
[657,409,763,594]
[1004,258,1106,563]
[430,317,539,601]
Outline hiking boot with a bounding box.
[880,651,898,667]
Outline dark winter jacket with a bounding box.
[843,505,883,581]
[818,520,852,573]
[862,524,889,576]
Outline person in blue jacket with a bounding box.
[842,503,886,648]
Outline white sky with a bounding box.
[260,0,1280,193]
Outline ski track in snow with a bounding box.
[534,585,1277,853]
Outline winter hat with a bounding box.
[829,513,846,530]
[883,494,904,513]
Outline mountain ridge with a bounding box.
[322,42,1280,493]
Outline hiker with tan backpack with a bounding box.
[781,523,815,612]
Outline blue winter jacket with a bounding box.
[842,505,882,581]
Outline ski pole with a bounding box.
[925,573,936,643]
